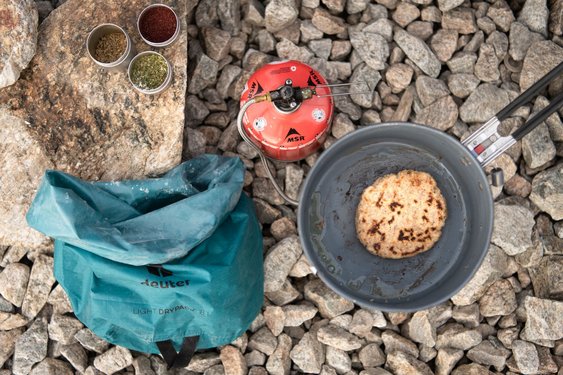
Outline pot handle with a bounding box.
[511,92,563,141]
[462,61,563,167]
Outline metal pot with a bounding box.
[297,62,563,311]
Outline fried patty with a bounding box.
[355,170,447,259]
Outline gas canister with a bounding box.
[239,60,334,162]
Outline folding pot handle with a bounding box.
[511,91,563,141]
[496,62,563,121]
[462,61,563,167]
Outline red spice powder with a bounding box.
[139,6,177,43]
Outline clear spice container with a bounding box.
[127,51,172,95]
[86,23,136,72]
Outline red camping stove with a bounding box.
[239,60,334,162]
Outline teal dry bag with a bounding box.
[26,155,263,368]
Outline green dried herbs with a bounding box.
[130,54,168,90]
[95,32,126,63]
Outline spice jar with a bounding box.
[128,51,172,95]
[86,23,136,72]
[137,4,180,47]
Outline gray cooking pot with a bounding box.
[297,62,563,311]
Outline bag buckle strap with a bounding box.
[156,335,199,369]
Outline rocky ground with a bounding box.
[1,0,562,374]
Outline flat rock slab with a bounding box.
[0,0,188,250]
[0,0,38,88]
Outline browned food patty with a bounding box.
[355,170,447,259]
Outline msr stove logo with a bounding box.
[285,128,305,143]
[141,265,189,289]
[308,69,322,87]
[248,81,264,98]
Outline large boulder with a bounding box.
[0,112,54,249]
[0,0,38,88]
[0,0,188,250]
